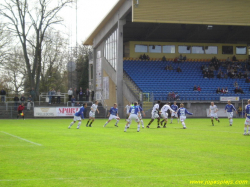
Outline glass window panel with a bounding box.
[149,45,161,53]
[163,45,175,53]
[135,45,148,53]
[236,46,246,55]
[192,46,204,54]
[205,46,217,54]
[222,46,233,54]
[178,46,191,54]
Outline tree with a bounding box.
[0,0,72,99]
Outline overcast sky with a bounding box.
[59,0,119,46]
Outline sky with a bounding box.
[59,0,119,47]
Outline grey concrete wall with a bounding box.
[123,81,138,103]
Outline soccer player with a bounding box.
[68,103,87,129]
[17,103,25,120]
[104,103,120,127]
[124,102,141,132]
[160,102,175,128]
[225,100,237,126]
[208,102,220,126]
[128,103,145,128]
[86,100,99,127]
[124,102,131,119]
[170,101,179,124]
[177,103,193,129]
[147,100,161,128]
[243,99,250,135]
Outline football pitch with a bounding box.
[0,118,249,187]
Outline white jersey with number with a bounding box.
[210,105,218,114]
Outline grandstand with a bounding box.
[123,59,250,101]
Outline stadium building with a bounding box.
[83,0,250,117]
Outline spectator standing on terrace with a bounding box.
[68,88,73,101]
[179,54,183,62]
[203,72,208,78]
[51,88,56,104]
[169,65,173,71]
[216,87,220,93]
[0,88,6,102]
[20,94,26,104]
[91,91,94,101]
[71,96,76,107]
[162,56,166,62]
[79,87,83,101]
[232,55,237,61]
[27,95,33,110]
[86,88,90,101]
[13,95,19,110]
[48,89,52,104]
[30,87,36,101]
[165,65,169,71]
[183,55,187,61]
[57,89,61,104]
[224,87,228,93]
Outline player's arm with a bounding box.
[185,109,193,115]
[142,110,146,117]
[107,109,111,117]
[96,108,99,114]
[233,106,238,113]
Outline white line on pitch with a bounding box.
[0,131,42,146]
[0,172,249,182]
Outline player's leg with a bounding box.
[215,116,220,123]
[147,114,155,128]
[89,118,94,127]
[77,119,82,129]
[136,118,140,132]
[140,116,144,128]
[114,117,120,127]
[22,112,25,120]
[176,114,179,123]
[86,118,91,127]
[163,118,168,128]
[157,117,161,128]
[124,117,131,132]
[68,116,77,129]
[211,116,214,126]
[180,116,186,129]
[228,112,233,126]
[103,119,111,127]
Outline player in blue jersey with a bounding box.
[104,103,120,127]
[124,102,141,132]
[127,102,145,128]
[177,103,193,129]
[243,99,250,135]
[224,100,237,126]
[68,103,87,129]
[170,101,179,124]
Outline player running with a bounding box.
[68,103,87,129]
[170,101,179,124]
[177,103,193,129]
[243,99,250,135]
[17,103,25,120]
[104,103,120,127]
[86,100,99,127]
[124,102,141,132]
[124,102,131,120]
[147,100,161,128]
[128,103,145,128]
[225,100,237,126]
[160,102,175,128]
[208,102,220,126]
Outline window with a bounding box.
[222,46,233,54]
[205,46,218,54]
[178,46,191,54]
[192,46,204,54]
[104,29,118,70]
[149,45,161,53]
[163,45,175,53]
[236,46,246,55]
[135,45,148,53]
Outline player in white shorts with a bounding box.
[128,103,145,128]
[104,103,120,127]
[243,99,250,135]
[86,100,99,127]
[124,102,141,132]
[224,100,237,126]
[170,101,179,124]
[177,103,193,129]
[147,100,161,128]
[208,102,220,126]
[68,103,87,129]
[124,102,131,120]
[160,102,175,128]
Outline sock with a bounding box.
[164,123,166,126]
[217,119,220,122]
[89,122,93,126]
[182,121,186,127]
[115,120,119,126]
[77,121,81,128]
[171,118,173,123]
[137,124,140,131]
[229,119,233,125]
[157,119,160,126]
[141,120,144,126]
[86,120,90,125]
[248,127,250,133]
[161,119,164,123]
[69,122,74,127]
[211,119,214,125]
[244,127,247,133]
[128,122,131,127]
[104,122,108,127]
[124,124,128,132]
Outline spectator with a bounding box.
[57,89,61,104]
[20,94,26,104]
[197,86,201,92]
[183,55,186,61]
[224,73,228,79]
[0,88,6,102]
[193,85,197,91]
[91,90,94,101]
[167,92,172,101]
[175,92,180,100]
[51,88,56,104]
[68,88,73,101]
[165,65,169,71]
[13,95,19,110]
[30,87,36,101]
[179,54,183,62]
[234,87,240,94]
[169,65,173,71]
[246,77,250,83]
[174,57,178,63]
[78,87,84,101]
[177,67,182,73]
[237,106,242,117]
[71,96,76,107]
[234,81,239,87]
[239,87,244,94]
[203,72,208,78]
[162,56,166,62]
[48,89,52,104]
[216,87,221,93]
[232,55,237,61]
[221,88,225,94]
[27,95,33,110]
[224,87,228,93]
[73,88,78,100]
[75,102,81,106]
[171,92,175,100]
[86,88,90,101]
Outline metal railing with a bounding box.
[39,93,67,105]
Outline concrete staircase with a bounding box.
[123,72,141,100]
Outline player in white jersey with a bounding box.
[147,100,161,128]
[160,102,176,128]
[124,102,131,119]
[243,99,250,135]
[177,103,193,129]
[86,101,99,127]
[208,102,220,126]
[170,101,179,124]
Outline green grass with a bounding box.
[0,118,249,187]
